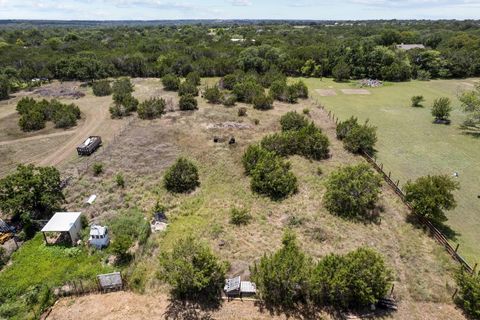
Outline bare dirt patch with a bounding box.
[33,82,86,99]
[315,89,337,96]
[341,89,371,95]
[205,121,253,129]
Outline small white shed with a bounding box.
[89,225,110,249]
[41,212,82,245]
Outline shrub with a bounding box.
[411,95,425,107]
[92,80,112,96]
[233,79,264,104]
[52,104,80,129]
[178,80,199,97]
[343,123,377,154]
[261,132,297,157]
[115,173,125,188]
[179,94,198,111]
[110,94,139,118]
[164,157,200,193]
[303,108,310,115]
[110,234,133,264]
[253,93,274,110]
[222,94,237,107]
[336,116,359,140]
[324,163,382,220]
[186,71,201,86]
[204,86,222,104]
[253,118,260,125]
[112,78,134,96]
[0,75,10,100]
[269,80,287,101]
[92,163,103,176]
[250,152,297,200]
[221,74,239,90]
[251,231,312,308]
[162,74,180,91]
[296,125,330,160]
[16,97,36,115]
[286,85,300,103]
[159,237,227,301]
[137,97,166,119]
[291,81,309,99]
[454,269,480,319]
[280,111,309,132]
[19,110,46,131]
[404,175,459,223]
[417,69,431,81]
[310,247,393,309]
[242,144,272,175]
[230,208,252,225]
[432,97,452,121]
[238,107,247,117]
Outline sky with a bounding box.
[0,0,479,21]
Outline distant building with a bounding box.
[396,43,425,50]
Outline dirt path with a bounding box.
[0,130,75,146]
[37,95,111,167]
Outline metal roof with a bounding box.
[224,276,241,293]
[41,212,82,232]
[90,225,107,236]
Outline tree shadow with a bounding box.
[254,300,321,320]
[462,131,480,139]
[164,296,222,320]
[406,214,460,241]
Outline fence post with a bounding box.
[396,180,400,186]
[388,171,391,178]
[455,244,460,253]
[452,288,458,299]
[474,263,478,273]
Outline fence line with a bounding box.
[315,99,475,274]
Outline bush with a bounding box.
[291,81,309,99]
[112,78,134,96]
[432,97,452,121]
[110,94,139,118]
[203,86,222,104]
[269,80,287,101]
[332,60,351,82]
[310,247,393,309]
[404,175,459,223]
[286,85,299,103]
[178,80,199,97]
[164,157,200,193]
[222,94,237,107]
[454,269,480,319]
[343,122,377,154]
[179,94,198,111]
[251,231,312,307]
[221,74,239,90]
[92,80,112,96]
[250,152,297,200]
[261,132,297,157]
[115,173,125,188]
[253,93,274,110]
[280,111,309,132]
[137,97,166,120]
[162,74,180,91]
[19,110,46,131]
[16,97,37,115]
[159,237,227,301]
[324,163,382,220]
[296,125,330,160]
[303,108,310,115]
[233,79,264,104]
[238,107,247,117]
[92,163,103,176]
[242,144,272,175]
[417,69,431,81]
[336,117,359,140]
[186,71,201,86]
[0,75,10,100]
[52,104,80,129]
[110,234,133,264]
[230,208,252,225]
[411,95,425,107]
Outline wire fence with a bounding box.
[315,100,477,275]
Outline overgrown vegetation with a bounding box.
[137,97,166,120]
[336,117,377,154]
[159,237,227,302]
[164,157,200,193]
[251,231,393,310]
[110,77,138,118]
[404,175,459,224]
[454,269,480,319]
[323,164,382,220]
[92,79,112,97]
[179,94,198,111]
[16,97,81,131]
[229,208,252,225]
[411,95,425,107]
[431,97,452,122]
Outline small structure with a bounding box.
[97,272,123,292]
[89,225,110,249]
[151,211,168,233]
[77,136,102,156]
[86,194,97,205]
[224,276,257,298]
[396,43,425,50]
[41,212,82,245]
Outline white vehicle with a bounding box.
[89,225,110,249]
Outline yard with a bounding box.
[305,77,480,264]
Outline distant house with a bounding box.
[89,225,110,249]
[41,212,82,245]
[396,43,425,50]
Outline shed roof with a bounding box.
[90,225,107,236]
[41,212,82,232]
[224,276,241,293]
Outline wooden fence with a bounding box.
[316,100,476,275]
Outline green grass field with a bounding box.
[304,77,480,264]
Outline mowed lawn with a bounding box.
[304,77,480,264]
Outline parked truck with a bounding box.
[77,136,102,156]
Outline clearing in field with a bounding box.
[315,89,337,96]
[341,88,372,95]
[306,77,480,264]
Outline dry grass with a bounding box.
[4,78,465,319]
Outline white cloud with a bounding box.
[229,0,252,6]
